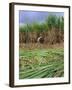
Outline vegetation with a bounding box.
[19,15,64,79]
[19,48,64,79]
[19,15,64,44]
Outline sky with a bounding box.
[19,10,64,25]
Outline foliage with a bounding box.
[19,48,64,79]
[19,15,64,44]
[19,15,64,32]
[46,15,57,29]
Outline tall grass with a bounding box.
[19,15,64,44]
[19,15,64,79]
